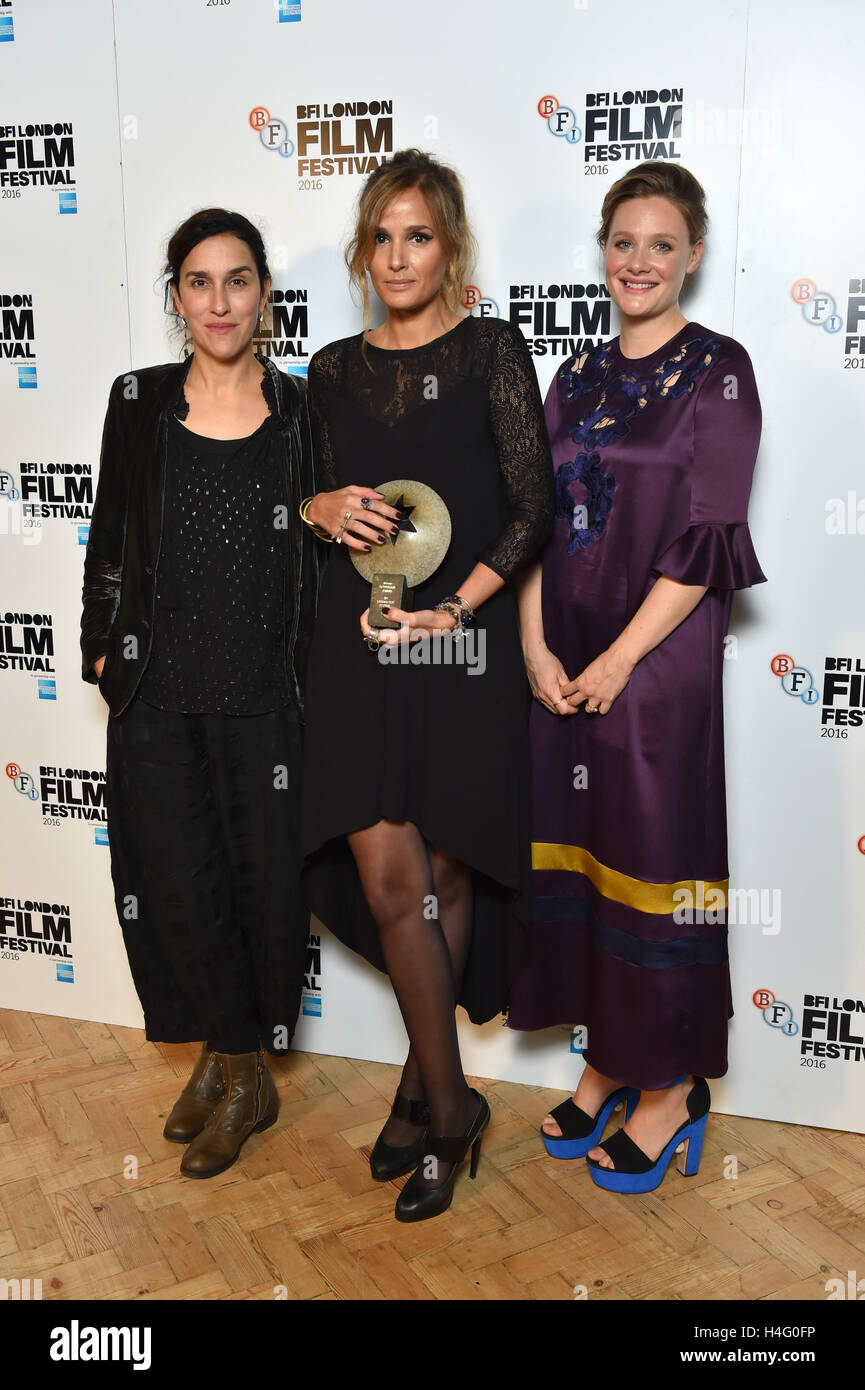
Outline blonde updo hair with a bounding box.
[345,148,478,343]
[597,161,708,249]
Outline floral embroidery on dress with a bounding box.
[556,329,720,551]
[555,451,616,553]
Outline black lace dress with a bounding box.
[300,316,554,1024]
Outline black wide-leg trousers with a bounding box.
[105,698,308,1054]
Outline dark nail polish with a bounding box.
[390,526,399,535]
[363,544,371,552]
[376,535,386,544]
[381,606,390,614]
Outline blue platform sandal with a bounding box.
[541,1084,640,1159]
[587,1077,711,1193]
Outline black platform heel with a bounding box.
[394,1088,490,1223]
[369,1091,431,1181]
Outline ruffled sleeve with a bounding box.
[653,520,765,589]
[652,338,766,590]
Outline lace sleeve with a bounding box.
[478,323,555,581]
[307,344,339,490]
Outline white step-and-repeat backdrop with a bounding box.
[1,0,862,1132]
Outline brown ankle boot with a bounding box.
[163,1044,225,1143]
[180,1050,278,1179]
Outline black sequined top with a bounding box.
[138,379,290,715]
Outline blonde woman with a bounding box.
[509,163,765,1194]
[300,149,554,1222]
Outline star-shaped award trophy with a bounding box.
[350,479,452,629]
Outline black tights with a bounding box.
[348,819,477,1173]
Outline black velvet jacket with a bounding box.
[80,354,320,719]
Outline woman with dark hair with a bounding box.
[299,149,554,1222]
[508,163,766,1193]
[81,208,318,1178]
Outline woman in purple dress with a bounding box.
[508,162,765,1194]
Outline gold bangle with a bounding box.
[299,495,334,542]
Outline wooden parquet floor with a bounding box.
[1,1007,863,1302]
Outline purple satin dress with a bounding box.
[507,321,766,1087]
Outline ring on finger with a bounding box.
[365,627,381,652]
[335,509,352,544]
[586,703,599,713]
[360,496,372,510]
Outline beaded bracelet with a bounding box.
[434,600,470,640]
[299,495,334,542]
[439,593,474,626]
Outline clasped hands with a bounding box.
[524,642,634,717]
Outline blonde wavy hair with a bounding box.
[345,148,477,349]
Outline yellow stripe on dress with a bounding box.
[531,842,728,916]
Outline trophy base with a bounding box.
[370,574,413,628]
